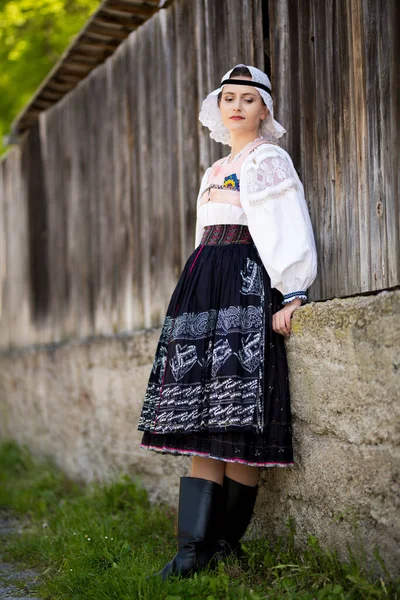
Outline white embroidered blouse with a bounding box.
[195,139,318,306]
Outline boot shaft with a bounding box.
[220,475,259,545]
[177,476,224,547]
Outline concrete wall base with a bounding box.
[0,290,399,577]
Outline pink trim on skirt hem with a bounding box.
[140,442,294,468]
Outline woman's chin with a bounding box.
[225,121,251,134]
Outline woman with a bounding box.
[137,64,318,580]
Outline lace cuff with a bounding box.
[245,154,298,204]
[281,291,308,306]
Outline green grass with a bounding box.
[0,440,398,600]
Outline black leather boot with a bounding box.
[212,475,259,562]
[151,476,224,581]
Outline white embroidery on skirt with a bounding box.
[211,339,233,377]
[152,345,168,383]
[138,378,260,432]
[170,344,198,381]
[160,305,263,342]
[240,258,264,296]
[139,284,267,432]
[237,333,262,372]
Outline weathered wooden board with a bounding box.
[269,0,399,300]
[0,0,398,350]
[0,147,31,348]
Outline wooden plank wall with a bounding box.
[0,0,264,349]
[269,0,399,300]
[0,0,398,351]
[0,148,31,348]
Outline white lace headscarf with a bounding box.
[198,64,286,146]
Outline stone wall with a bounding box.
[255,289,400,578]
[0,289,399,576]
[0,327,188,504]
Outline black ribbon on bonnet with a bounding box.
[220,79,272,95]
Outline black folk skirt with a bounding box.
[137,224,294,468]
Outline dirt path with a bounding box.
[0,511,42,599]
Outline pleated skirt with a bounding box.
[137,224,294,468]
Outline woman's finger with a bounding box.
[281,313,290,336]
[273,313,280,334]
[284,310,292,334]
[273,311,282,335]
[272,315,279,335]
[277,311,289,336]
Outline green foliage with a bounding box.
[0,0,99,157]
[0,440,399,600]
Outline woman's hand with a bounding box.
[272,297,302,337]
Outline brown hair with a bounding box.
[217,65,267,106]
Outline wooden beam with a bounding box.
[59,65,93,77]
[64,59,98,69]
[87,24,132,40]
[72,44,109,54]
[53,74,81,83]
[31,99,54,109]
[94,14,142,28]
[105,1,157,18]
[20,110,41,122]
[67,54,100,65]
[79,36,119,52]
[40,91,64,101]
[46,82,76,92]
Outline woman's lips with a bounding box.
[230,116,245,120]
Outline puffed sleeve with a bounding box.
[240,148,317,305]
[194,166,212,248]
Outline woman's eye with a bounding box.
[224,98,253,103]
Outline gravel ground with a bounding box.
[0,511,42,599]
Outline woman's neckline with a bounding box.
[220,137,280,167]
[223,136,264,165]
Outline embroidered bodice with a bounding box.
[198,138,265,227]
[195,138,318,306]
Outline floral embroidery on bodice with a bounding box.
[200,139,268,208]
[198,139,276,227]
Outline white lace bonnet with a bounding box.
[198,64,286,146]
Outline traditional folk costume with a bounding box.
[138,64,318,580]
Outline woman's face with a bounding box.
[218,76,269,135]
